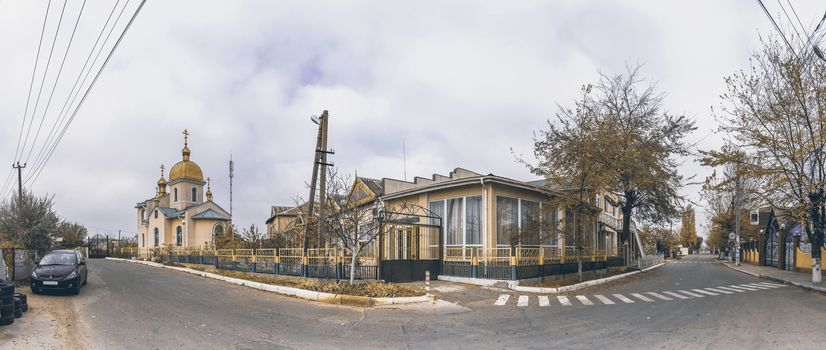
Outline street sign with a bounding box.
[729,232,736,240]
[728,240,736,247]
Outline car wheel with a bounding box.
[71,283,81,295]
[83,272,88,285]
[30,287,40,295]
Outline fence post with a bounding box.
[251,251,257,273]
[302,255,308,277]
[510,255,517,281]
[561,248,566,264]
[336,254,342,282]
[471,256,478,278]
[274,255,280,275]
[539,248,545,265]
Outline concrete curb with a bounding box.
[105,257,433,307]
[720,262,826,294]
[438,262,666,294]
[511,263,665,294]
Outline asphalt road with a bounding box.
[15,254,826,349]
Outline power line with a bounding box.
[0,169,14,202]
[776,0,804,44]
[13,0,52,163]
[756,0,800,59]
[23,0,88,165]
[26,0,147,187]
[27,0,125,178]
[19,0,68,163]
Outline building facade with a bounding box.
[135,131,231,249]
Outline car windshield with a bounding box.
[39,253,77,266]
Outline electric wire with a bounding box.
[23,0,88,165]
[26,0,147,187]
[13,0,52,162]
[756,0,800,59]
[0,169,15,202]
[28,0,123,175]
[19,0,68,164]
[776,0,805,45]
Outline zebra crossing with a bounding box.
[492,282,786,307]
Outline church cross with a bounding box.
[160,164,165,177]
[183,129,189,146]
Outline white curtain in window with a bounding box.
[496,197,518,245]
[446,198,463,245]
[466,196,482,245]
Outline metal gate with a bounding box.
[765,229,778,267]
[377,205,442,283]
[87,235,111,258]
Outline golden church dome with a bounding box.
[169,129,204,182]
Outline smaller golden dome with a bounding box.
[157,177,167,186]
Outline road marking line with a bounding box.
[575,295,593,305]
[703,287,732,294]
[716,286,746,293]
[538,295,550,307]
[613,294,635,303]
[631,293,655,302]
[743,283,774,289]
[594,294,614,305]
[662,291,690,299]
[517,295,529,307]
[645,292,673,301]
[677,290,704,298]
[494,294,510,306]
[727,285,758,291]
[692,289,719,296]
[557,296,572,306]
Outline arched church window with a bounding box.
[213,223,224,237]
[141,234,145,247]
[154,210,158,219]
[176,226,183,246]
[174,188,178,202]
[154,228,159,247]
[192,188,197,202]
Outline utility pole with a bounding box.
[735,163,741,266]
[304,110,334,254]
[13,162,26,201]
[229,155,234,217]
[317,111,330,248]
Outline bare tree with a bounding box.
[324,168,381,284]
[597,65,696,256]
[241,224,264,249]
[522,84,613,280]
[704,36,826,283]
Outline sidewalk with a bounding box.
[721,261,826,294]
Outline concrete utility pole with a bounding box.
[304,110,334,254]
[13,162,26,201]
[229,155,234,217]
[735,165,741,266]
[317,112,331,248]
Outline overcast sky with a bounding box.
[1,0,824,238]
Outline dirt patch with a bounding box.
[0,291,91,349]
[173,263,425,298]
[528,268,633,288]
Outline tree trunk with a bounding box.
[621,192,634,264]
[575,208,583,282]
[808,193,823,284]
[349,247,358,285]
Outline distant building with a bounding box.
[135,130,231,249]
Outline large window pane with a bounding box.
[541,205,558,246]
[428,201,444,248]
[496,197,518,246]
[466,196,482,245]
[446,198,463,245]
[521,201,540,246]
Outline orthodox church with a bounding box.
[135,130,231,249]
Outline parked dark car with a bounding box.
[30,250,88,295]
